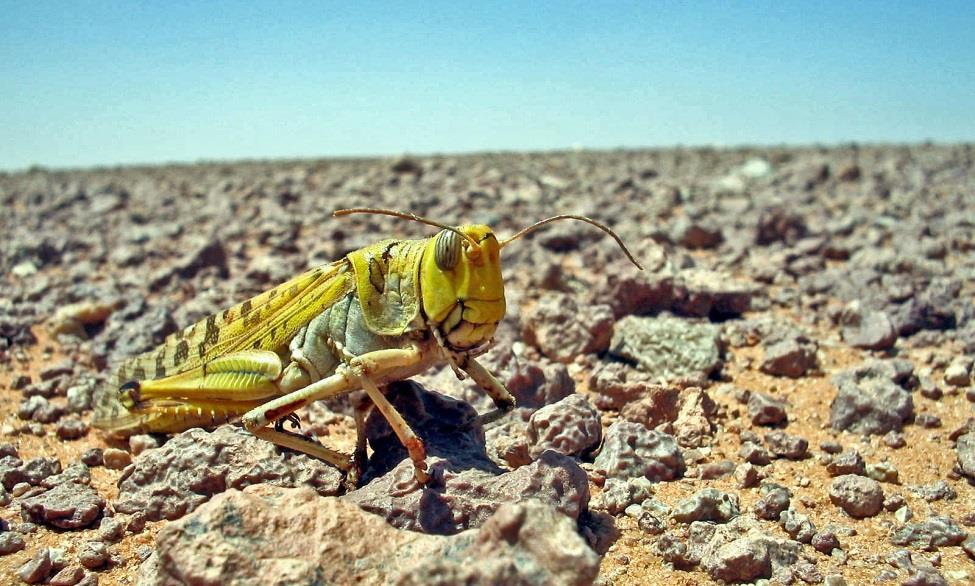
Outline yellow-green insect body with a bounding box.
[94,209,640,485]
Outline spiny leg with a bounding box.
[251,427,351,471]
[358,375,428,484]
[241,370,359,475]
[458,354,517,425]
[348,345,428,483]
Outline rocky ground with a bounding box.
[1,144,974,585]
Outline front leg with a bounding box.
[456,354,517,425]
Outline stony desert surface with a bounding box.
[1,145,973,585]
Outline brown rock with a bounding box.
[141,485,598,585]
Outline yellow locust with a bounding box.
[94,208,642,485]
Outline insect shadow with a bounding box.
[360,380,505,484]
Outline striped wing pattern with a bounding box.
[113,259,353,386]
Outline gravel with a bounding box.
[592,420,685,483]
[608,315,722,383]
[829,475,884,518]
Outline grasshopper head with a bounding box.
[333,207,642,352]
[420,225,505,350]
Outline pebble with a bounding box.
[592,421,685,482]
[80,448,104,467]
[0,531,27,554]
[49,566,85,586]
[747,392,788,426]
[77,541,109,569]
[101,448,132,470]
[944,361,971,387]
[866,461,899,484]
[765,430,808,459]
[18,548,53,584]
[670,489,740,524]
[891,516,967,549]
[895,506,914,523]
[829,475,884,518]
[56,417,90,440]
[812,530,840,555]
[780,509,817,543]
[826,451,866,477]
[129,434,161,455]
[754,484,791,521]
[760,337,818,378]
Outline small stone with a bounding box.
[910,480,956,502]
[12,482,32,497]
[80,449,103,467]
[958,432,975,481]
[735,463,763,488]
[830,361,915,435]
[527,394,601,459]
[819,441,843,454]
[97,517,125,543]
[915,413,942,429]
[18,548,53,584]
[608,315,722,382]
[765,430,808,459]
[128,435,160,455]
[760,337,817,378]
[747,392,788,425]
[884,431,907,448]
[826,451,866,477]
[77,541,109,569]
[49,565,85,586]
[841,307,897,351]
[698,461,735,480]
[829,475,884,518]
[812,531,840,554]
[670,489,739,524]
[895,506,914,523]
[65,384,94,413]
[891,516,967,550]
[904,569,949,586]
[739,442,772,466]
[962,536,975,560]
[885,493,907,511]
[101,449,131,470]
[0,531,26,554]
[823,575,848,586]
[592,421,685,482]
[637,510,666,534]
[19,482,106,529]
[866,461,900,484]
[523,293,614,363]
[56,417,89,440]
[754,484,791,521]
[944,362,971,387]
[703,537,771,583]
[780,509,817,543]
[595,477,655,515]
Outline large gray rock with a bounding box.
[527,394,601,459]
[890,516,968,550]
[344,451,589,535]
[609,315,722,383]
[114,424,342,521]
[522,292,614,363]
[593,420,685,483]
[830,360,916,435]
[347,382,590,534]
[141,485,599,586]
[19,481,105,529]
[829,475,884,518]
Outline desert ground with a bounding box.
[1,145,973,585]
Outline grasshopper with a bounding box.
[94,208,642,485]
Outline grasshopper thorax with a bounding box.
[421,225,505,350]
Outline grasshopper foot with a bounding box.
[274,413,301,432]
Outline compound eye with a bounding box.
[435,230,462,270]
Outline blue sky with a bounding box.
[1,1,973,169]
